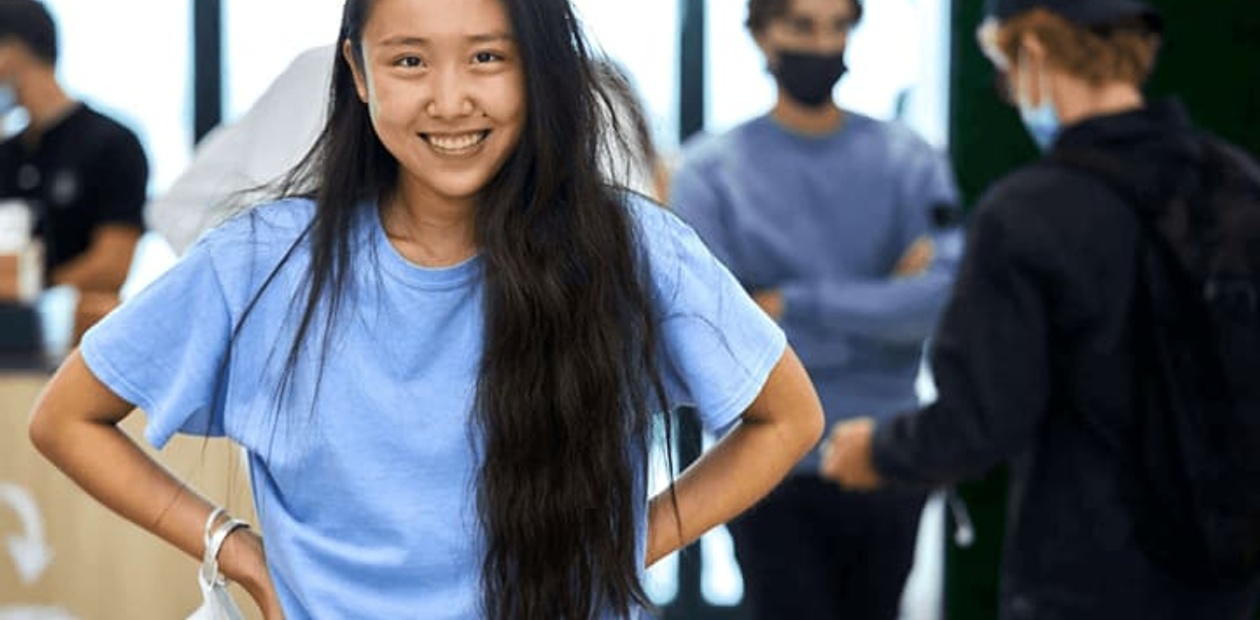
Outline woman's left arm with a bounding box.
[645,345,823,566]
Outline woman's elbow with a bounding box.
[755,346,826,457]
[28,402,63,460]
[787,398,825,461]
[27,351,132,462]
[802,401,825,449]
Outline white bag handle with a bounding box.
[186,507,251,620]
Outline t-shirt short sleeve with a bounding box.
[87,124,149,228]
[639,202,787,433]
[79,233,233,449]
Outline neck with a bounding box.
[1054,79,1145,127]
[17,67,75,132]
[771,93,844,135]
[383,186,477,268]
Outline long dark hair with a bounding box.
[258,0,672,617]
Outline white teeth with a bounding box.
[427,131,488,153]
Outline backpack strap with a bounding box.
[1043,147,1184,302]
[1046,149,1149,210]
[1045,139,1207,220]
[1046,147,1220,579]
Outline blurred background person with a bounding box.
[0,0,146,295]
[822,0,1260,618]
[669,0,962,617]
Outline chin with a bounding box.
[438,173,498,200]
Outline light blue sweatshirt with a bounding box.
[670,112,962,472]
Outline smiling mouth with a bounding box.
[421,131,491,155]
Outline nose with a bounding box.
[810,28,847,53]
[425,66,475,119]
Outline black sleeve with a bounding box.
[87,125,148,228]
[870,197,1055,486]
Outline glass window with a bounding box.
[697,430,742,607]
[41,2,192,296]
[645,423,680,605]
[43,1,193,193]
[572,0,680,152]
[223,0,344,121]
[706,0,951,147]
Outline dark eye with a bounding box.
[396,56,423,69]
[788,17,814,35]
[472,51,503,64]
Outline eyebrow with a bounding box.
[783,10,855,24]
[379,32,515,47]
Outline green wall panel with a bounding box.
[1145,0,1260,156]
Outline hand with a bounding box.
[220,528,284,619]
[819,417,884,490]
[751,289,785,321]
[892,236,935,278]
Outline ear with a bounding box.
[975,17,1009,71]
[1013,31,1057,107]
[342,39,368,103]
[1018,31,1047,66]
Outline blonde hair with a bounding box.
[989,8,1160,87]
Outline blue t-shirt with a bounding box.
[670,112,961,471]
[80,195,785,619]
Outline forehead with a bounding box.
[780,0,856,20]
[362,0,513,39]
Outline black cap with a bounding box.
[985,0,1163,33]
[0,0,56,65]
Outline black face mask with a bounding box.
[773,50,848,108]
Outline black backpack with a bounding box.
[1051,136,1260,585]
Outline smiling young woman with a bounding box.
[28,0,825,618]
[346,0,527,257]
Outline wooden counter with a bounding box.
[0,372,261,619]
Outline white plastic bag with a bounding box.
[186,508,249,620]
[186,577,246,620]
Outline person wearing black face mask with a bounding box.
[670,0,964,618]
[774,48,848,108]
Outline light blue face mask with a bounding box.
[1015,52,1060,152]
[0,83,17,117]
[1019,99,1060,151]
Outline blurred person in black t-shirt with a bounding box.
[0,0,147,296]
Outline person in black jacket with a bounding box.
[819,0,1260,618]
